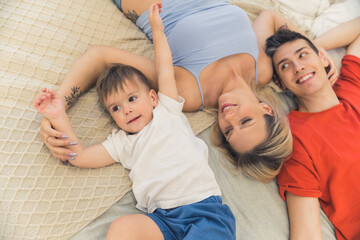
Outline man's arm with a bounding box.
[316,17,360,84]
[347,34,360,57]
[286,192,322,240]
[315,17,360,53]
[148,2,178,101]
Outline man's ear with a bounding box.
[149,89,159,107]
[319,50,330,68]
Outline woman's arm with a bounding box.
[286,192,322,240]
[253,10,302,85]
[59,45,157,109]
[50,112,115,168]
[253,10,301,56]
[35,89,115,168]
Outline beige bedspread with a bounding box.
[1,0,358,239]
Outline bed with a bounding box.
[1,0,359,239]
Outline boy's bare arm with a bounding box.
[148,2,178,101]
[48,112,115,168]
[34,89,115,168]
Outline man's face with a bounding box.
[272,39,329,98]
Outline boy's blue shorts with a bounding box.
[146,196,236,240]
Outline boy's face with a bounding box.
[272,39,329,98]
[104,78,158,134]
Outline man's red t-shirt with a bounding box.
[277,55,360,240]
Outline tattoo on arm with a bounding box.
[64,86,82,106]
[124,10,139,24]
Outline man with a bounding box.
[265,17,360,240]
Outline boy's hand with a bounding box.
[148,2,164,33]
[34,88,65,119]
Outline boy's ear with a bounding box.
[149,89,159,107]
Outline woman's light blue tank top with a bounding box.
[136,0,259,109]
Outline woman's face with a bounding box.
[218,87,273,153]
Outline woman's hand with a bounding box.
[40,117,76,162]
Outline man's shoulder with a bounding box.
[340,54,360,73]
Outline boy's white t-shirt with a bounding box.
[102,93,221,213]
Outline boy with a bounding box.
[265,18,360,239]
[34,3,235,240]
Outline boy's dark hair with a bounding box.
[96,63,151,104]
[265,29,319,58]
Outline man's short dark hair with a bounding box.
[265,29,323,82]
[265,29,318,58]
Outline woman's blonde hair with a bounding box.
[210,85,293,182]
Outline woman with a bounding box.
[40,0,335,181]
